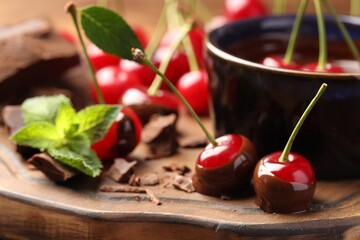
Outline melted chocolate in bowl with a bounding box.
[206,15,360,179]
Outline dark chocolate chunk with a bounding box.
[163,164,191,176]
[128,102,178,125]
[28,153,77,182]
[172,175,195,193]
[140,173,160,186]
[141,114,179,158]
[0,18,91,123]
[100,185,147,193]
[106,158,137,183]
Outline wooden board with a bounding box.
[0,115,360,240]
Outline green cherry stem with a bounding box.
[279,83,327,163]
[186,0,213,22]
[147,22,193,96]
[273,0,286,15]
[314,0,327,70]
[351,0,360,16]
[173,4,199,72]
[145,4,167,56]
[132,48,217,147]
[65,2,105,104]
[283,0,309,65]
[322,0,360,63]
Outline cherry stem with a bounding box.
[322,0,360,63]
[65,2,105,104]
[351,0,360,16]
[279,83,327,163]
[273,0,286,15]
[186,0,213,22]
[172,3,199,72]
[147,22,193,96]
[132,49,217,147]
[145,4,167,56]
[166,0,180,30]
[283,0,308,65]
[314,0,327,71]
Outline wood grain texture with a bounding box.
[0,114,360,240]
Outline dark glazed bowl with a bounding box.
[205,15,360,179]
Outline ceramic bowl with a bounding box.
[205,15,360,179]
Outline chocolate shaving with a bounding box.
[163,164,191,175]
[100,185,162,205]
[141,114,179,158]
[28,153,77,182]
[172,175,195,193]
[128,174,141,186]
[145,189,161,205]
[100,185,146,193]
[106,158,137,183]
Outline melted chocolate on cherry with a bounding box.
[192,134,258,197]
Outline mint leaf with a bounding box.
[48,145,102,177]
[55,103,77,138]
[22,95,72,125]
[75,104,121,143]
[80,6,144,61]
[11,122,62,151]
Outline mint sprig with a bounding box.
[11,95,121,177]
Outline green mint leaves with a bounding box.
[80,6,144,61]
[11,95,121,177]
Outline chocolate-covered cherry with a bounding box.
[192,134,258,197]
[91,107,142,161]
[253,83,327,213]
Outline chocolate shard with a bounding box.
[2,105,23,135]
[141,114,179,158]
[2,105,39,158]
[0,18,91,123]
[172,175,195,193]
[106,158,137,183]
[28,153,77,182]
[163,164,191,176]
[128,102,178,125]
[140,173,160,186]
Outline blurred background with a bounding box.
[0,0,354,35]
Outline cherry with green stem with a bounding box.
[253,83,327,213]
[351,0,360,16]
[262,0,308,69]
[302,0,344,72]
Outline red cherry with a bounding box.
[60,29,76,45]
[159,28,205,66]
[152,47,190,85]
[301,62,344,73]
[176,69,209,115]
[119,59,156,87]
[121,86,180,111]
[91,66,142,104]
[192,134,258,197]
[261,55,301,70]
[91,107,142,161]
[224,0,267,21]
[253,152,316,213]
[87,43,121,71]
[132,25,149,48]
